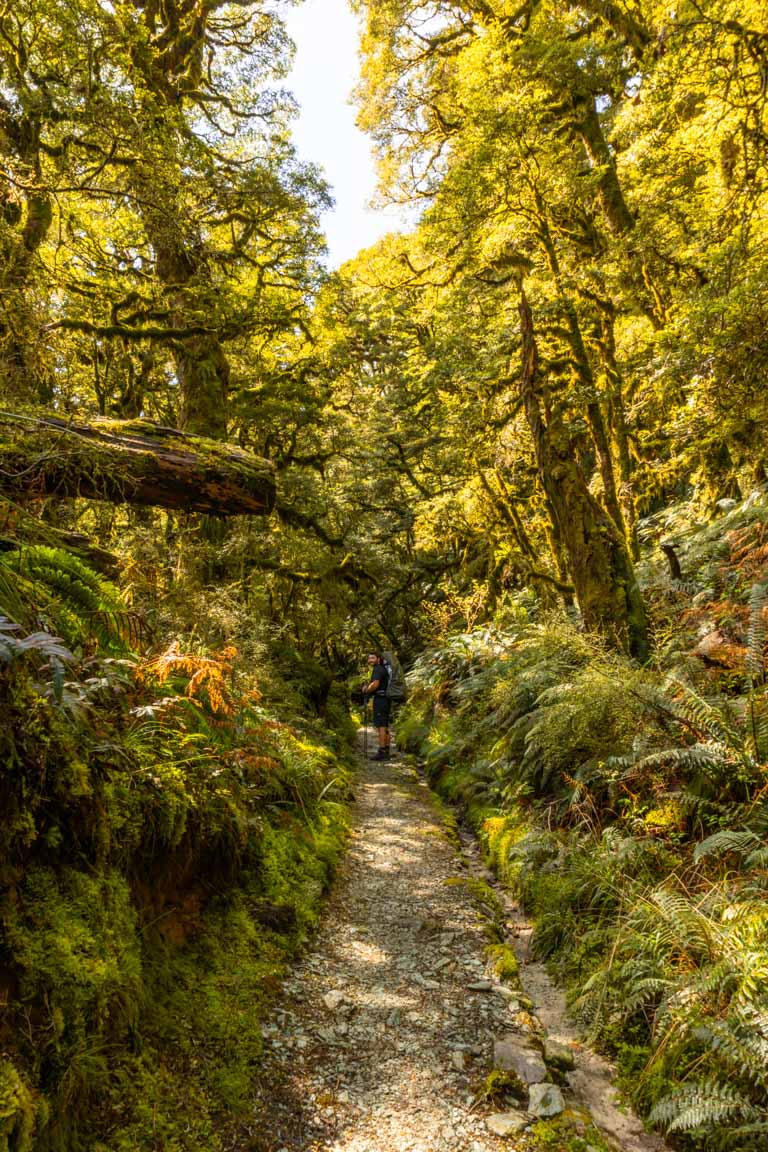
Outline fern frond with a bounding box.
[648,887,717,961]
[718,899,768,930]
[695,830,763,863]
[668,678,743,748]
[672,957,734,1004]
[619,976,671,1014]
[697,1018,768,1085]
[732,953,768,1008]
[0,546,127,649]
[650,1079,759,1132]
[138,643,237,715]
[624,743,731,779]
[746,583,767,683]
[745,692,768,762]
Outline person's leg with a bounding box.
[381,699,391,752]
[371,698,391,758]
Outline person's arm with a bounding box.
[363,677,381,694]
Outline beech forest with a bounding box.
[1,0,767,1149]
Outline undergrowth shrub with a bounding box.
[512,662,652,800]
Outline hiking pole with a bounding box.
[363,693,368,760]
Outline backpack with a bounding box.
[382,650,408,702]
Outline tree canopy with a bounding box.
[2,0,767,657]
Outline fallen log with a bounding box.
[0,412,275,516]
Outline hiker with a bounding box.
[361,650,391,760]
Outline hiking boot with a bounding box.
[370,748,390,761]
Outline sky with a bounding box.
[282,0,408,267]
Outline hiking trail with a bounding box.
[253,741,669,1152]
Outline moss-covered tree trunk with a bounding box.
[535,199,629,543]
[0,105,54,405]
[596,305,640,559]
[147,226,231,439]
[129,10,232,441]
[518,289,649,659]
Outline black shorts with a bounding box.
[372,695,391,727]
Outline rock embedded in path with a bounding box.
[414,975,441,990]
[493,985,519,1001]
[486,1110,529,1136]
[493,1035,548,1084]
[528,1082,565,1118]
[544,1037,576,1072]
[322,989,347,1011]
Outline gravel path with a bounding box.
[252,748,666,1152]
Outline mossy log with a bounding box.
[0,412,275,515]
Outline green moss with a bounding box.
[26,789,351,1151]
[487,942,519,982]
[5,865,142,1045]
[0,1060,35,1152]
[474,1068,527,1105]
[258,801,349,938]
[529,1112,613,1151]
[481,814,531,888]
[445,875,506,941]
[0,662,351,1151]
[0,534,359,1150]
